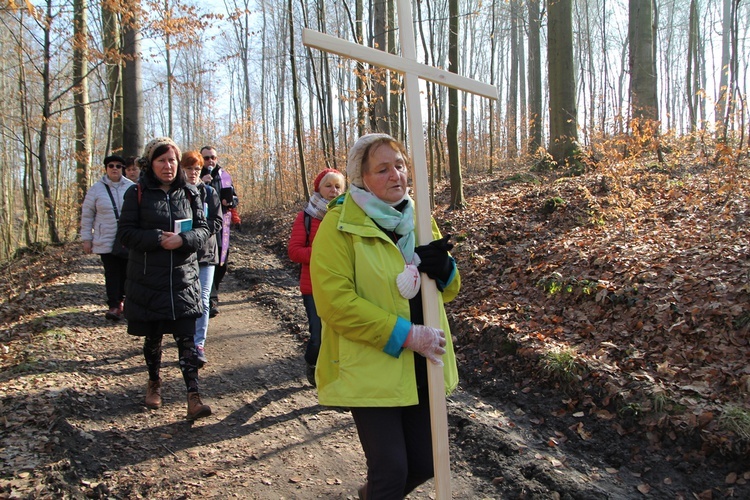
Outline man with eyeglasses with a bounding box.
[200,146,238,317]
[80,154,135,320]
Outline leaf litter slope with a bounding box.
[0,160,748,498]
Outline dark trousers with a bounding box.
[100,253,128,308]
[302,294,322,366]
[350,387,434,499]
[209,248,228,304]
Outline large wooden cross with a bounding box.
[303,3,497,498]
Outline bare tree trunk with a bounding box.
[600,0,609,133]
[416,0,435,194]
[488,0,497,172]
[40,0,60,243]
[547,0,579,164]
[102,1,122,153]
[387,0,400,136]
[317,2,336,165]
[74,0,91,208]
[372,0,389,133]
[17,12,37,247]
[288,0,307,199]
[507,0,518,158]
[0,52,12,256]
[528,0,542,153]
[356,0,366,134]
[447,0,464,209]
[122,2,144,157]
[628,0,659,121]
[165,27,173,136]
[517,8,527,155]
[720,0,742,147]
[716,0,731,137]
[686,0,699,132]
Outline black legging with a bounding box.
[350,384,434,499]
[144,333,201,392]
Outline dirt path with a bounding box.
[2,234,747,498]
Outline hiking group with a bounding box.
[81,133,460,499]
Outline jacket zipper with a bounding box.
[166,192,177,320]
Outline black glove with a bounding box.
[414,235,455,289]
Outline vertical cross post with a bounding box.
[303,3,497,497]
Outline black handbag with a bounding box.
[104,184,129,259]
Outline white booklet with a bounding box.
[173,218,192,234]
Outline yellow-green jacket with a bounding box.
[310,193,460,407]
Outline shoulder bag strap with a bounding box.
[103,184,120,221]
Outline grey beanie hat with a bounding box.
[138,137,181,168]
[346,133,397,188]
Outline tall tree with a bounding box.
[122,2,144,157]
[288,0,307,198]
[39,0,60,243]
[371,0,389,133]
[527,0,542,153]
[686,0,700,132]
[447,0,464,208]
[547,0,579,164]
[628,0,658,122]
[73,0,91,206]
[716,0,731,137]
[507,0,518,158]
[101,0,123,153]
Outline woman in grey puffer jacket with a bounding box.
[117,137,212,421]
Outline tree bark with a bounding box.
[122,2,144,157]
[288,0,307,199]
[547,0,579,164]
[508,0,518,158]
[40,0,60,243]
[527,0,542,154]
[74,0,91,207]
[371,0,389,133]
[628,0,659,121]
[102,1,123,153]
[447,0,464,209]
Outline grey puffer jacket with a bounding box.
[117,174,209,323]
[80,175,135,254]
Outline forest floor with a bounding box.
[1,153,749,499]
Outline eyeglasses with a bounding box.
[107,163,124,169]
[202,156,216,161]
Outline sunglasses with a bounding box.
[107,163,124,169]
[202,156,217,161]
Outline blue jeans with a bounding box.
[195,264,215,348]
[303,294,322,366]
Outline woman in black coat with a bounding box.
[117,137,212,421]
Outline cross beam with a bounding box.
[303,4,497,498]
[302,30,498,100]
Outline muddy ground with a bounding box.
[0,226,747,499]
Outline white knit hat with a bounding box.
[138,137,182,169]
[346,133,397,188]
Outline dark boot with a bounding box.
[209,297,219,318]
[145,379,162,409]
[186,392,212,421]
[105,306,121,321]
[358,482,368,500]
[306,364,316,387]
